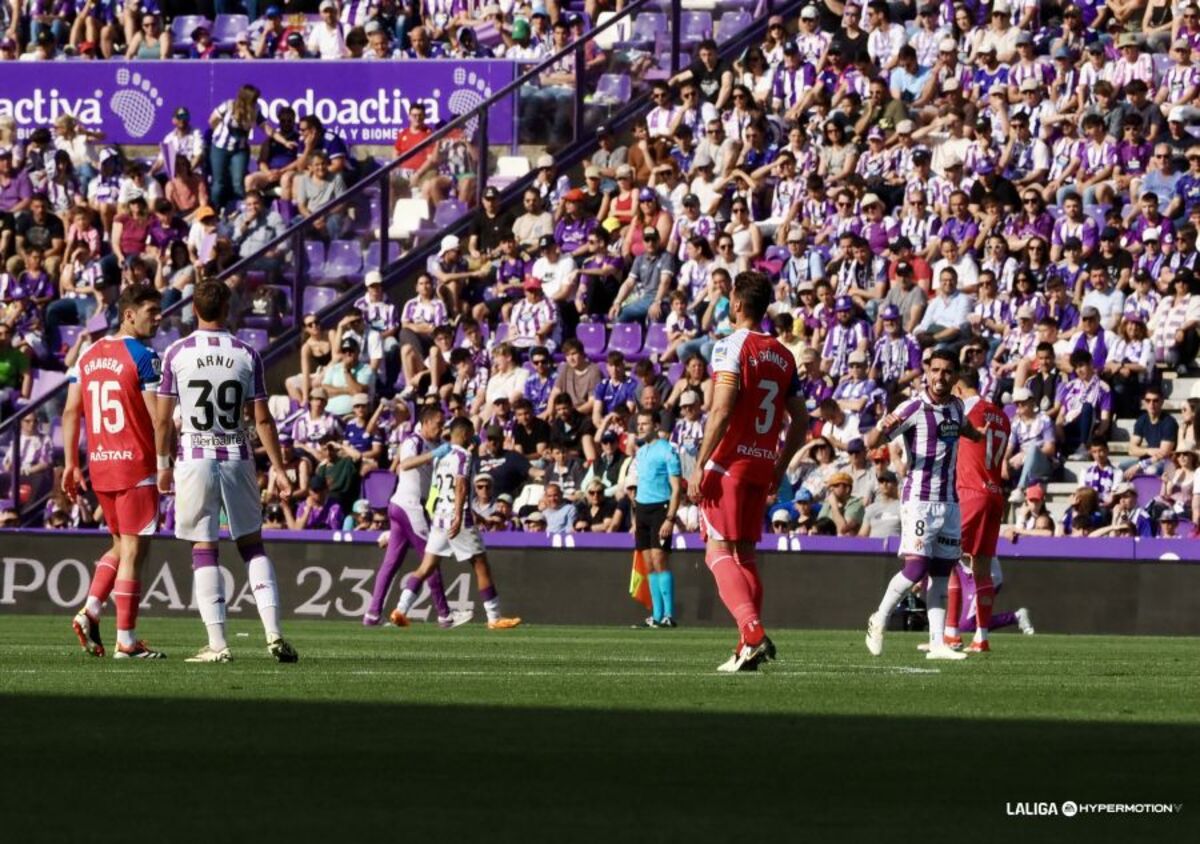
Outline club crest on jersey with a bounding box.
[937,419,960,441]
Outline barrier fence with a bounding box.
[2,532,1199,635]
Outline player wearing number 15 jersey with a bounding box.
[63,285,166,659]
[689,272,808,672]
[155,281,298,664]
[945,368,1011,653]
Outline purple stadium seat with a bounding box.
[643,323,669,359]
[492,322,511,346]
[608,323,644,360]
[304,241,327,282]
[667,361,684,382]
[302,285,339,316]
[212,14,249,51]
[151,326,180,354]
[171,16,211,53]
[594,73,631,104]
[615,12,663,49]
[1132,474,1161,504]
[236,328,270,352]
[364,241,403,269]
[576,321,607,360]
[717,10,753,37]
[362,470,398,510]
[681,11,711,46]
[323,240,364,280]
[58,325,83,359]
[27,370,66,404]
[50,417,63,461]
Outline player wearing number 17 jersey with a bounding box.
[63,285,166,659]
[688,272,808,673]
[155,281,298,664]
[945,368,1011,653]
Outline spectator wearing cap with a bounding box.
[1006,386,1057,497]
[817,470,864,536]
[871,303,922,393]
[1092,483,1153,538]
[151,108,204,181]
[528,233,576,304]
[821,295,870,380]
[859,468,901,537]
[969,157,1021,216]
[342,393,386,473]
[778,227,825,294]
[843,437,879,504]
[508,277,558,350]
[284,473,345,531]
[362,18,398,59]
[879,250,928,330]
[610,224,675,324]
[554,189,598,257]
[668,193,717,261]
[321,337,373,416]
[915,264,972,350]
[428,233,487,316]
[354,270,399,353]
[1001,111,1050,188]
[307,0,349,58]
[589,126,629,185]
[468,185,513,262]
[832,350,878,427]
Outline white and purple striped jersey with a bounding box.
[390,431,436,509]
[401,295,447,327]
[431,444,474,530]
[292,411,341,451]
[876,392,965,504]
[1009,411,1054,453]
[1082,462,1117,500]
[355,294,398,333]
[158,329,266,461]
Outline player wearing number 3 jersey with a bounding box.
[64,285,166,659]
[688,271,808,673]
[156,281,298,664]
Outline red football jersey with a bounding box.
[73,336,161,492]
[956,395,1010,495]
[707,329,802,479]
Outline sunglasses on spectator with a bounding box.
[532,358,550,366]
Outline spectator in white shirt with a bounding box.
[308,1,349,60]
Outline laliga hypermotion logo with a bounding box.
[108,68,164,138]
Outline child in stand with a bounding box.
[662,290,698,363]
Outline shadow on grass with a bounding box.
[1,695,1196,842]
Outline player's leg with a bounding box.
[177,460,232,663]
[867,554,928,656]
[944,561,964,647]
[187,542,231,662]
[469,553,522,629]
[707,538,768,671]
[111,485,165,659]
[366,503,413,626]
[733,541,763,616]
[970,554,995,647]
[633,504,662,626]
[391,546,444,625]
[649,546,677,627]
[72,535,119,657]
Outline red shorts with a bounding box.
[699,469,769,543]
[95,484,159,537]
[959,488,1004,558]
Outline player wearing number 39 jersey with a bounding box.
[688,271,809,673]
[155,281,299,664]
[63,285,166,660]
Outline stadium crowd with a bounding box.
[7,1,1200,541]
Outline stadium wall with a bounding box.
[2,533,1199,635]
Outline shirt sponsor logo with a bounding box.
[90,448,134,462]
[736,444,777,460]
[188,433,248,448]
[937,419,960,441]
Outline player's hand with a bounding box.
[431,442,451,460]
[448,518,462,539]
[275,471,294,500]
[687,467,704,503]
[62,465,87,503]
[156,467,174,495]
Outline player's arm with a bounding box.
[661,467,682,542]
[254,399,293,498]
[155,394,178,494]
[62,383,86,501]
[449,474,467,538]
[773,395,809,495]
[960,417,985,442]
[687,374,738,501]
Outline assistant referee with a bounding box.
[633,408,683,628]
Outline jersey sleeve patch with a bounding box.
[125,338,162,389]
[710,332,744,376]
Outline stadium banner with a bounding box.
[2,532,1200,635]
[0,60,517,146]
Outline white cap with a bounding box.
[942,77,961,93]
[848,350,868,364]
[939,37,958,53]
[860,193,882,207]
[1170,107,1188,123]
[365,270,383,286]
[319,0,336,10]
[440,234,460,254]
[896,119,915,134]
[1012,387,1033,402]
[800,5,818,18]
[536,153,554,168]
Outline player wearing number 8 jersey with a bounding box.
[63,285,166,659]
[688,271,808,672]
[946,367,1011,653]
[155,281,298,664]
[863,349,986,660]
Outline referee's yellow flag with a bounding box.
[629,550,652,610]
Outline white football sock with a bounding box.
[484,597,501,623]
[116,629,137,648]
[396,588,418,615]
[927,576,949,646]
[194,566,228,651]
[876,571,916,619]
[85,596,103,618]
[248,555,282,641]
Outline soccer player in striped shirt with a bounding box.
[64,285,165,659]
[155,281,297,664]
[864,350,988,660]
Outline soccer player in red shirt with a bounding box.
[63,285,165,659]
[948,367,1011,653]
[688,271,809,672]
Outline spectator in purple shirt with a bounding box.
[0,150,32,214]
[554,189,598,257]
[284,474,345,531]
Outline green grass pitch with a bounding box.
[2,616,1198,843]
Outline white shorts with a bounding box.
[425,525,486,562]
[174,459,263,543]
[898,500,961,561]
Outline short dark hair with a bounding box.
[732,270,773,322]
[957,366,980,391]
[638,408,661,426]
[449,348,473,367]
[561,338,584,355]
[116,284,162,319]
[192,280,231,323]
[449,416,474,439]
[513,397,534,412]
[418,404,444,424]
[928,348,958,369]
[1069,349,1094,368]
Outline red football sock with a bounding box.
[945,567,962,636]
[734,549,763,615]
[113,579,140,636]
[975,575,995,637]
[88,554,119,607]
[706,548,764,646]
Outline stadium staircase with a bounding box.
[0,0,797,524]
